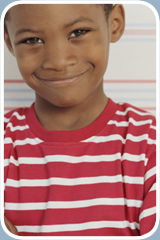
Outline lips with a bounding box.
[34,69,89,87]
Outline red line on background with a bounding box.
[4,80,25,83]
[142,107,156,110]
[4,107,16,111]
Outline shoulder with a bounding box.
[115,101,156,126]
[4,107,29,133]
[109,101,156,143]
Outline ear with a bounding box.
[109,4,125,43]
[4,31,15,56]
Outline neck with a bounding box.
[34,92,108,131]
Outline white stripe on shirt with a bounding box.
[5,198,142,211]
[16,220,140,233]
[4,153,147,166]
[139,207,156,221]
[5,175,144,188]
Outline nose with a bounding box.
[41,41,78,71]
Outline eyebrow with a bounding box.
[15,17,95,37]
[64,17,95,28]
[15,29,42,37]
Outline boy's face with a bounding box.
[5,4,123,108]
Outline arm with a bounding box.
[4,216,19,235]
[139,119,156,235]
[139,153,156,235]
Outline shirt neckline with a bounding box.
[26,98,117,142]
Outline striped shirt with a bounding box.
[4,98,156,236]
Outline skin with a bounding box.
[4,216,18,235]
[4,4,125,234]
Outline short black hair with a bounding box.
[103,4,113,19]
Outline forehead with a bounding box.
[5,4,108,36]
[7,4,104,24]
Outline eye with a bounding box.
[70,29,90,38]
[21,37,43,44]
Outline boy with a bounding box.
[4,3,156,236]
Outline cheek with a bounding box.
[15,50,39,78]
[84,34,109,68]
[87,44,109,76]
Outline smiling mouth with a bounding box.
[35,69,89,87]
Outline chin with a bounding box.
[37,91,86,109]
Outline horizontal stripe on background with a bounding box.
[5,89,33,92]
[120,38,156,42]
[4,88,156,93]
[125,24,156,27]
[5,98,34,102]
[4,98,156,102]
[105,89,156,93]
[124,29,156,35]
